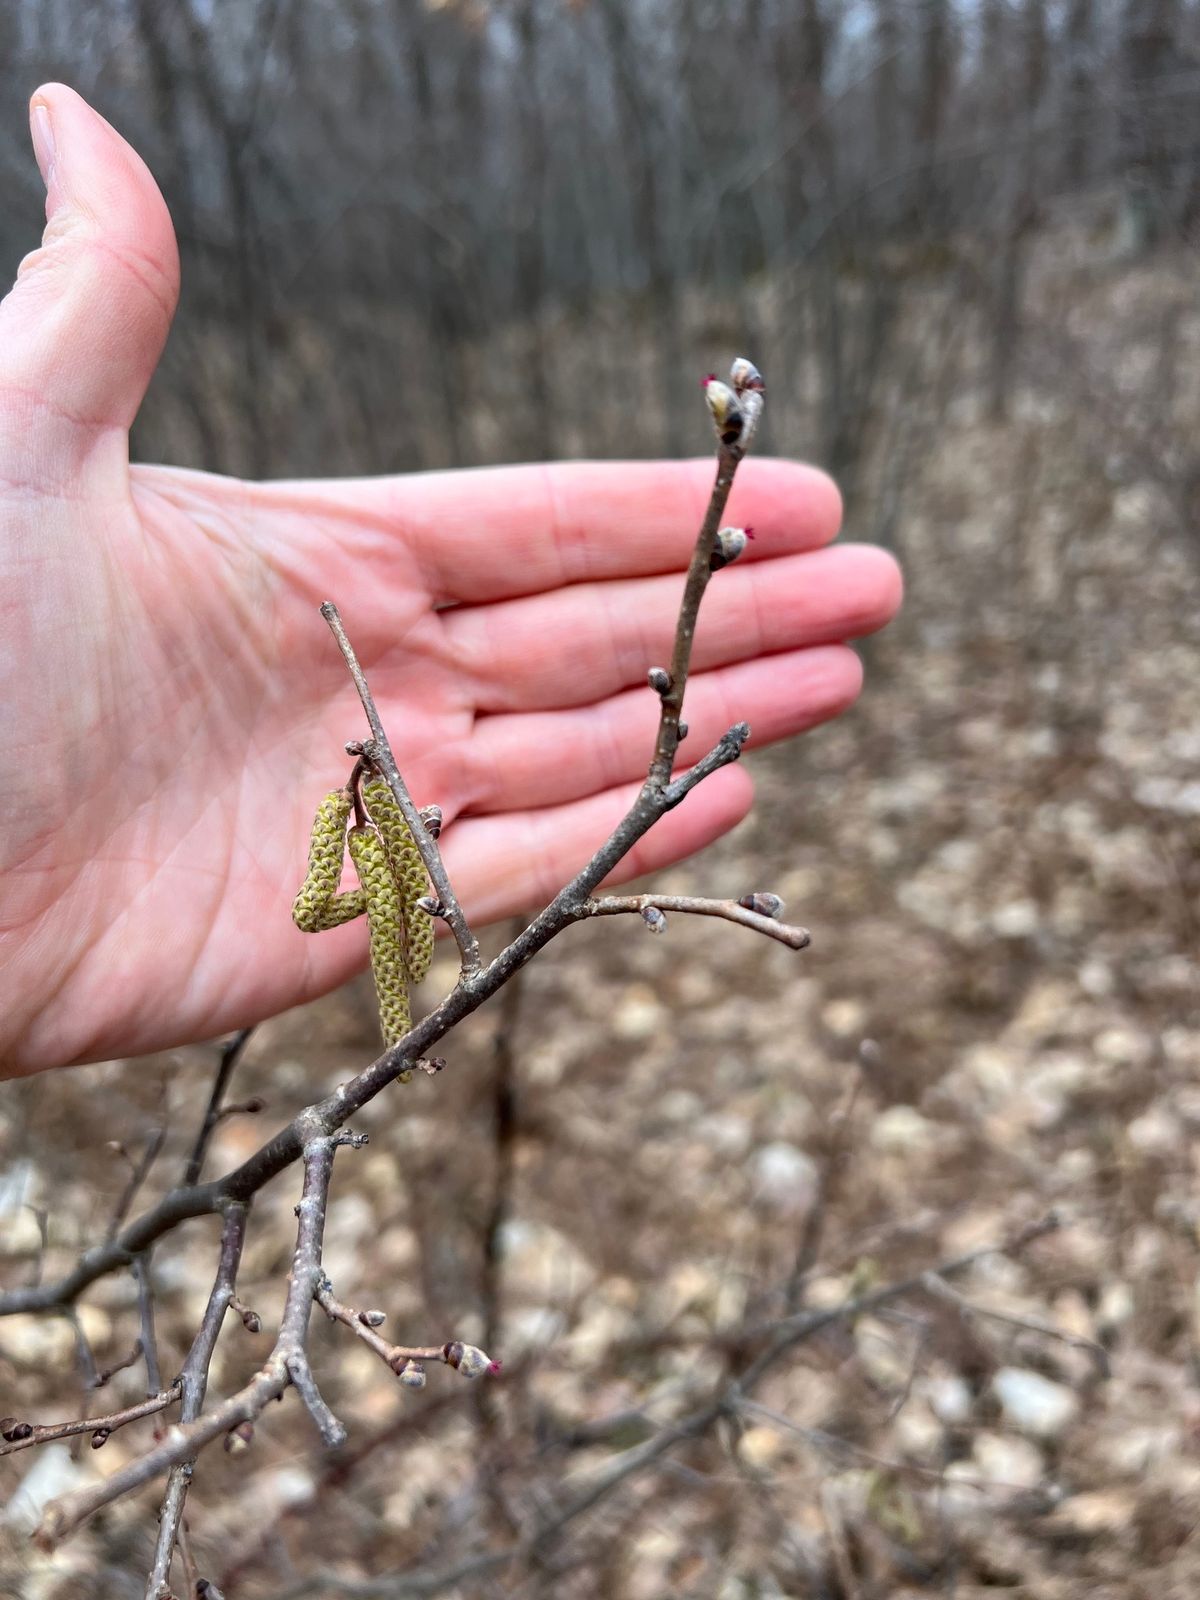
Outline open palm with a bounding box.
[0,87,901,1075]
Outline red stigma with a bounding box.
[701,373,718,386]
[744,526,756,540]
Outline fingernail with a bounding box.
[30,99,58,201]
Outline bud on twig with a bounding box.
[90,1428,111,1449]
[710,526,754,571]
[1,1418,32,1442]
[416,895,447,919]
[398,1359,426,1390]
[647,667,671,696]
[442,1341,502,1379]
[729,356,765,395]
[738,892,785,920]
[677,721,688,742]
[641,906,667,934]
[419,804,443,839]
[702,376,745,448]
[232,1297,262,1334]
[359,1308,387,1328]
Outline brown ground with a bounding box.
[2,223,1199,1598]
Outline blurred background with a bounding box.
[3,2,1200,1595]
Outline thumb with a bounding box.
[0,84,179,453]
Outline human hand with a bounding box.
[0,86,901,1075]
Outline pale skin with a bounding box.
[0,86,902,1077]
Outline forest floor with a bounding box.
[3,227,1200,1598]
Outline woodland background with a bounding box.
[2,2,1200,1595]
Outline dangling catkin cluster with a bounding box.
[292,777,436,1046]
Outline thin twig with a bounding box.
[918,1269,1111,1377]
[105,1125,167,1244]
[144,1205,248,1600]
[185,1028,255,1187]
[320,602,482,977]
[133,1254,162,1398]
[0,1385,181,1458]
[584,893,810,949]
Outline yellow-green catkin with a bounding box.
[361,778,434,983]
[347,823,411,1046]
[292,789,367,933]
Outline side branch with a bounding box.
[584,894,811,950]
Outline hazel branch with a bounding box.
[0,361,795,1334]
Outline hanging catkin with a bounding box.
[361,778,435,983]
[291,789,367,932]
[347,823,412,1045]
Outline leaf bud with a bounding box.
[419,804,443,839]
[729,356,765,394]
[647,667,671,696]
[1,1418,32,1442]
[90,1427,111,1449]
[710,526,753,571]
[442,1340,502,1379]
[641,906,667,934]
[738,892,785,920]
[398,1359,426,1390]
[359,1308,387,1328]
[676,721,688,741]
[415,895,446,918]
[701,375,744,447]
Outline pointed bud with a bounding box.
[420,804,443,839]
[739,892,785,919]
[359,1308,387,1328]
[398,1359,427,1389]
[710,527,750,571]
[0,1418,32,1442]
[702,377,744,447]
[415,895,446,918]
[647,667,671,696]
[90,1427,111,1450]
[729,357,765,394]
[239,1308,262,1335]
[443,1340,501,1379]
[641,906,667,934]
[676,722,688,742]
